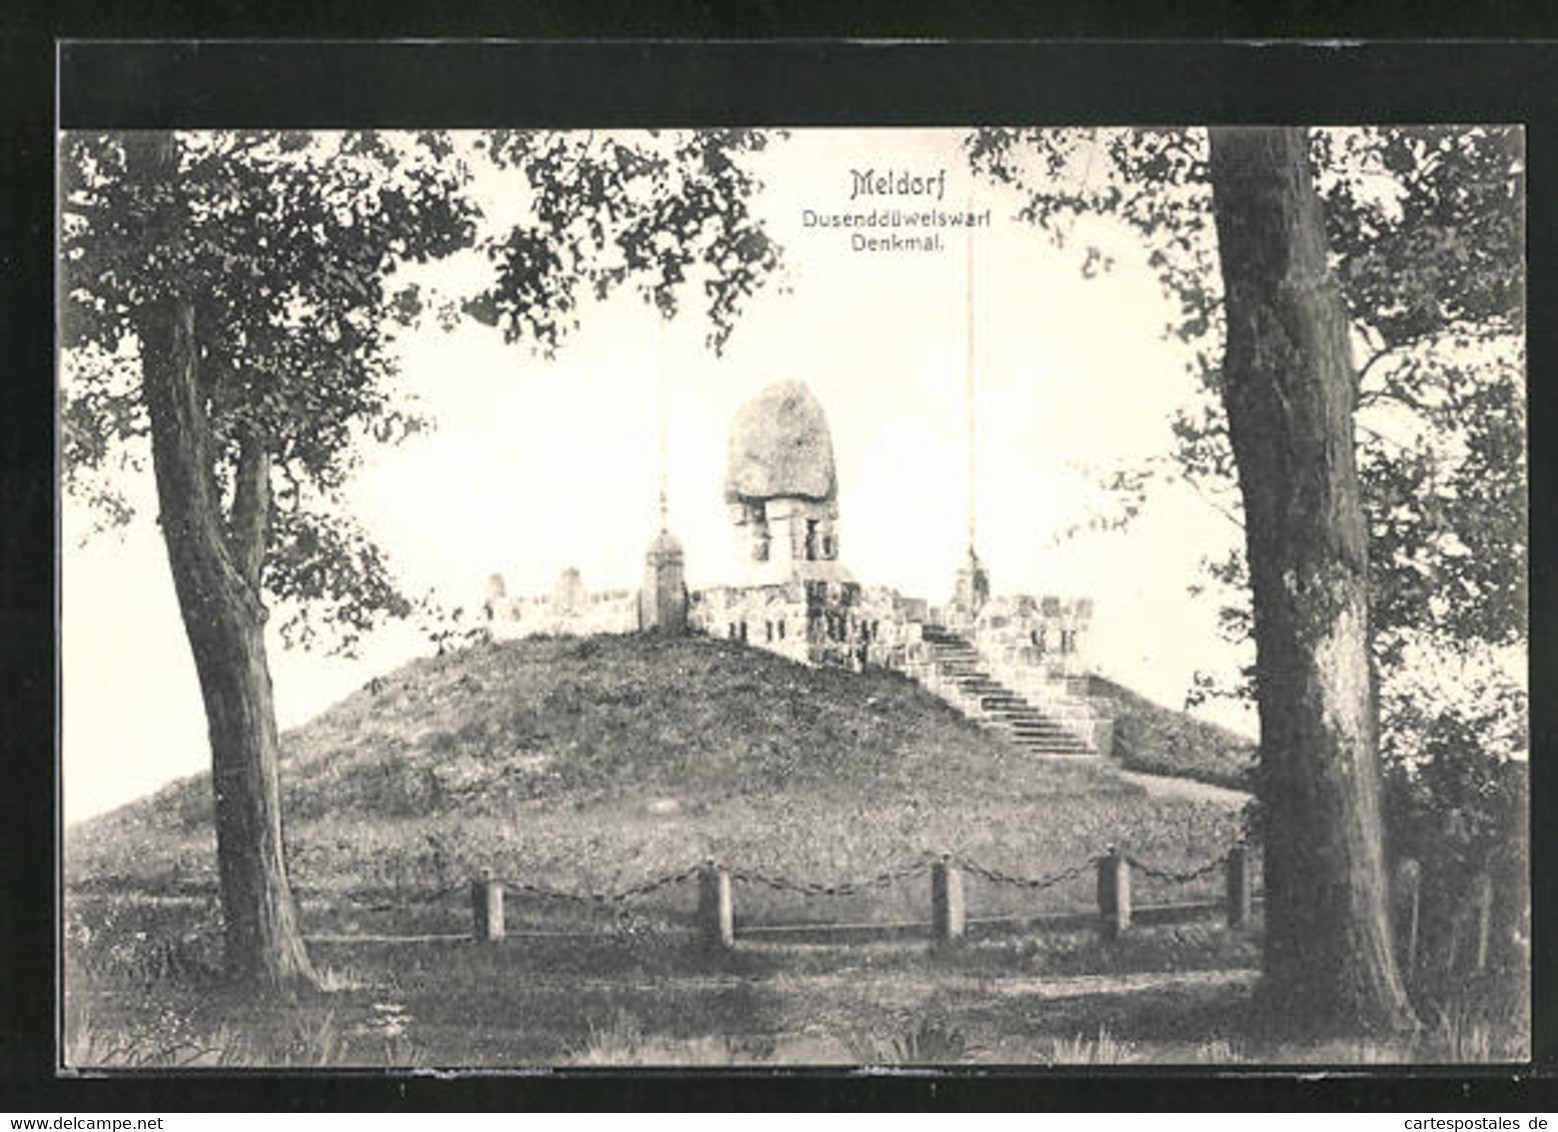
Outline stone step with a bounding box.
[1010,737,1091,751]
[1002,716,1083,731]
[1002,718,1078,733]
[1008,731,1086,746]
[1013,734,1086,752]
[990,709,1088,735]
[1005,732,1092,747]
[990,712,1065,725]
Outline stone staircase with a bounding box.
[919,625,1096,756]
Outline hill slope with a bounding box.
[1089,675,1257,791]
[67,634,1248,920]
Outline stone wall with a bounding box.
[967,593,1095,681]
[482,565,1109,752]
[688,580,931,671]
[966,594,1108,749]
[690,582,813,664]
[485,584,639,639]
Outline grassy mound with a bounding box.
[67,634,1249,927]
[1089,675,1257,792]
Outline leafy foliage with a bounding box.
[475,129,782,355]
[61,129,784,650]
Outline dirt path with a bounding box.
[417,964,1258,1001]
[1111,768,1252,808]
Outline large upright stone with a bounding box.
[553,566,587,616]
[724,380,837,503]
[724,381,850,587]
[483,572,509,621]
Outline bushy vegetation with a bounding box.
[1380,708,1529,1028]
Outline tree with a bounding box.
[1205,127,1415,1030]
[61,128,780,988]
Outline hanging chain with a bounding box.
[955,855,1096,892]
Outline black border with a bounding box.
[6,25,1556,1113]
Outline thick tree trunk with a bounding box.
[128,133,315,990]
[1206,127,1416,1033]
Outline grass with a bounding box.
[1089,674,1257,791]
[61,908,1529,1068]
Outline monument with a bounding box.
[481,377,1110,755]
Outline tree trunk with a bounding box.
[1206,127,1417,1033]
[127,133,315,990]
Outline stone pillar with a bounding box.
[639,530,687,633]
[930,857,966,944]
[554,566,587,616]
[1472,871,1494,972]
[483,572,508,620]
[471,871,504,943]
[951,549,990,627]
[1393,858,1421,976]
[1097,847,1131,940]
[1226,844,1254,929]
[697,864,734,950]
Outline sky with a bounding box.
[61,127,1260,823]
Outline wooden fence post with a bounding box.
[930,856,965,945]
[470,870,504,943]
[1225,844,1253,929]
[1393,858,1421,977]
[1097,847,1130,940]
[697,863,734,950]
[1472,871,1494,972]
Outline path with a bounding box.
[1110,767,1252,808]
[392,964,1258,1000]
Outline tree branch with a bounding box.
[1357,382,1432,416]
[1177,472,1246,531]
[1355,342,1398,389]
[138,294,267,626]
[1355,421,1412,452]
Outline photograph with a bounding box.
[58,121,1529,1069]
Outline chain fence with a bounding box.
[956,855,1096,893]
[492,863,706,907]
[291,840,1259,941]
[1121,844,1243,886]
[727,852,936,898]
